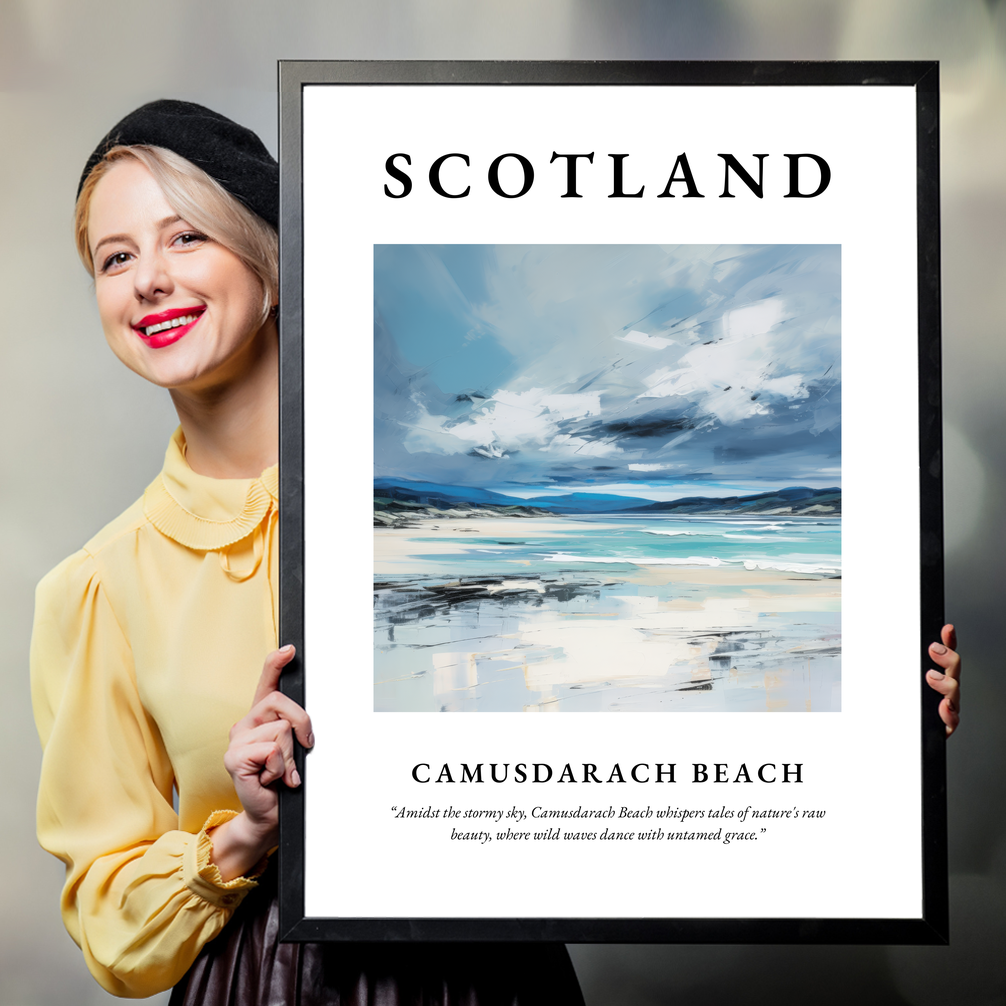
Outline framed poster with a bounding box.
[277,61,946,943]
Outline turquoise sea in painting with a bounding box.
[392,513,842,577]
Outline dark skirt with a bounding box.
[169,870,585,1006]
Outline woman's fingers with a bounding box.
[254,691,313,749]
[941,623,958,653]
[926,667,959,704]
[218,646,309,845]
[232,689,314,750]
[241,644,314,749]
[928,635,961,684]
[252,644,297,707]
[924,678,960,736]
[223,645,311,814]
[259,742,289,787]
[230,719,302,788]
[224,737,286,786]
[927,623,961,737]
[930,635,960,673]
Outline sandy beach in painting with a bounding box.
[374,515,841,713]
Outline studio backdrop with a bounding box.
[276,61,945,944]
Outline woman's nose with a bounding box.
[133,249,173,302]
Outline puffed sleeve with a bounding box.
[31,549,261,998]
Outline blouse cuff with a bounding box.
[183,810,269,909]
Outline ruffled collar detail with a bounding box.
[143,428,278,552]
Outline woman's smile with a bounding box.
[133,306,207,348]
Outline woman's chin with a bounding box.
[122,352,220,392]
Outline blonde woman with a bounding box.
[32,100,586,1004]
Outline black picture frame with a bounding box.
[277,60,945,944]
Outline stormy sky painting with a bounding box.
[374,245,841,714]
[375,244,840,499]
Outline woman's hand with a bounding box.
[926,624,961,737]
[209,645,314,881]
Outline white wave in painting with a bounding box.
[743,559,841,575]
[538,551,734,567]
[642,528,810,543]
[643,529,703,537]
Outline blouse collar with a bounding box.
[143,428,278,551]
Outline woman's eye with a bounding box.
[101,251,132,273]
[173,231,208,248]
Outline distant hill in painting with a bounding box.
[616,486,841,516]
[374,479,840,526]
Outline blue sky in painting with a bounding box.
[374,245,840,500]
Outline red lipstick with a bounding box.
[132,306,206,349]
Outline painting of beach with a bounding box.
[374,245,841,712]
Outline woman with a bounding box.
[31,99,585,1003]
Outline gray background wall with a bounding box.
[1,2,1003,1003]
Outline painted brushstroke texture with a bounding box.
[374,245,840,712]
[375,244,840,494]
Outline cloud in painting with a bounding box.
[403,388,605,459]
[374,244,840,492]
[638,298,813,424]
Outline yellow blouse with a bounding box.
[31,429,279,998]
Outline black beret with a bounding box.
[78,99,278,228]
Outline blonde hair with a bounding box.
[75,145,278,322]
